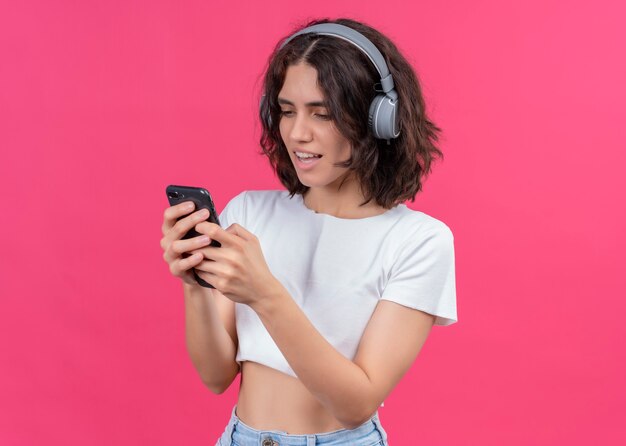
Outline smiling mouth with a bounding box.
[294,151,323,160]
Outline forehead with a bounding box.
[278,63,325,103]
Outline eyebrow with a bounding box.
[277,97,328,107]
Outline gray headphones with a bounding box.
[261,23,401,140]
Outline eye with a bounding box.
[314,113,331,121]
[279,110,294,117]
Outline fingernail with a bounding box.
[198,236,210,244]
[198,209,209,218]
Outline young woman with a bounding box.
[160,17,457,446]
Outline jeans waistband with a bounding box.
[219,404,388,446]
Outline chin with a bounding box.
[295,176,316,188]
[291,160,350,189]
[294,173,320,187]
[297,175,345,190]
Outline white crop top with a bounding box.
[218,190,457,392]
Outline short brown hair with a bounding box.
[259,17,443,208]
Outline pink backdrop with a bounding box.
[1,0,624,444]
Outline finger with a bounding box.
[161,218,212,263]
[194,259,225,276]
[189,245,226,262]
[167,208,211,242]
[162,201,196,235]
[169,234,213,257]
[226,223,256,242]
[162,209,210,255]
[195,222,241,247]
[170,252,203,276]
[164,235,209,263]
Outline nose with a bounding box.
[289,113,313,143]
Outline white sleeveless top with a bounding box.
[218,190,457,405]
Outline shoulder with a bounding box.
[385,207,455,272]
[394,206,454,242]
[380,207,458,326]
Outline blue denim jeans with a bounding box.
[215,405,389,446]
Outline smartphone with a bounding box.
[165,185,221,288]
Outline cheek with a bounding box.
[325,125,350,151]
[333,135,352,155]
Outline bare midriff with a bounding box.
[235,361,346,435]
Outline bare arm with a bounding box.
[252,283,434,429]
[183,282,240,394]
[160,200,240,394]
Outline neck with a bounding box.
[302,180,388,219]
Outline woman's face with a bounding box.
[278,62,353,190]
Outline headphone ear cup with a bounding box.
[368,94,400,140]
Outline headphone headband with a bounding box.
[280,23,397,100]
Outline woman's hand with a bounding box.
[160,201,216,285]
[191,221,280,307]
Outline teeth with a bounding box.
[296,151,321,159]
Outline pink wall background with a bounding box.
[1,0,624,444]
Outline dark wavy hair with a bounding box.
[259,17,443,209]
